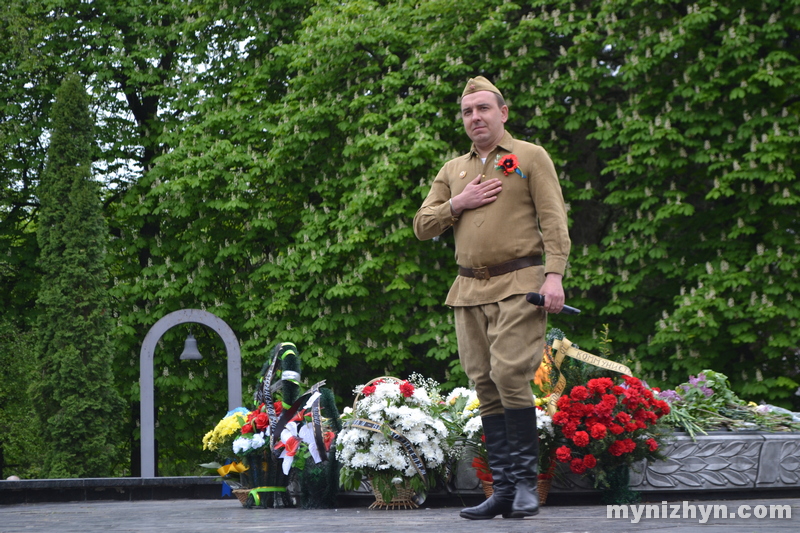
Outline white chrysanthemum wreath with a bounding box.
[337,375,450,505]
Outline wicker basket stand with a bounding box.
[368,480,419,510]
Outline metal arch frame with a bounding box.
[139,309,242,478]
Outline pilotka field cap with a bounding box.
[461,76,503,98]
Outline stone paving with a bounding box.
[1,496,798,533]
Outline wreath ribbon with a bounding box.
[248,486,288,507]
[545,337,633,416]
[348,418,427,484]
[307,390,330,462]
[216,461,248,477]
[259,342,297,439]
[271,381,327,462]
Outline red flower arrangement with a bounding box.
[551,376,670,487]
[239,401,283,434]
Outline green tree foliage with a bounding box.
[101,0,319,475]
[32,74,125,478]
[2,0,799,476]
[0,320,42,479]
[562,0,800,402]
[202,0,798,405]
[0,1,52,329]
[3,0,317,475]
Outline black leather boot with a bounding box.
[459,414,514,520]
[505,406,540,518]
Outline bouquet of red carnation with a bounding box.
[551,376,671,488]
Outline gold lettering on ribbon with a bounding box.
[546,338,633,416]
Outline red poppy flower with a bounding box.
[496,154,520,175]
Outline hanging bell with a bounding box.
[179,332,203,360]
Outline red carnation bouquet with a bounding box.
[551,375,670,488]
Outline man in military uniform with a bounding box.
[413,76,571,519]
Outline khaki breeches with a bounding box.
[455,294,546,417]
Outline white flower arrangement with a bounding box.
[463,416,484,438]
[232,431,267,455]
[440,387,485,469]
[537,408,554,435]
[337,377,451,500]
[445,387,481,437]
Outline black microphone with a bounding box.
[526,292,581,315]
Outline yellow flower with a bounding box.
[203,413,246,451]
[202,429,215,450]
[465,398,480,412]
[534,395,550,408]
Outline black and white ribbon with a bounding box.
[348,418,427,483]
[271,380,328,462]
[259,342,298,453]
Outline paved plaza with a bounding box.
[1,496,798,533]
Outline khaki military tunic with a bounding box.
[413,131,571,306]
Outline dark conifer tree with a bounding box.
[33,74,125,478]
